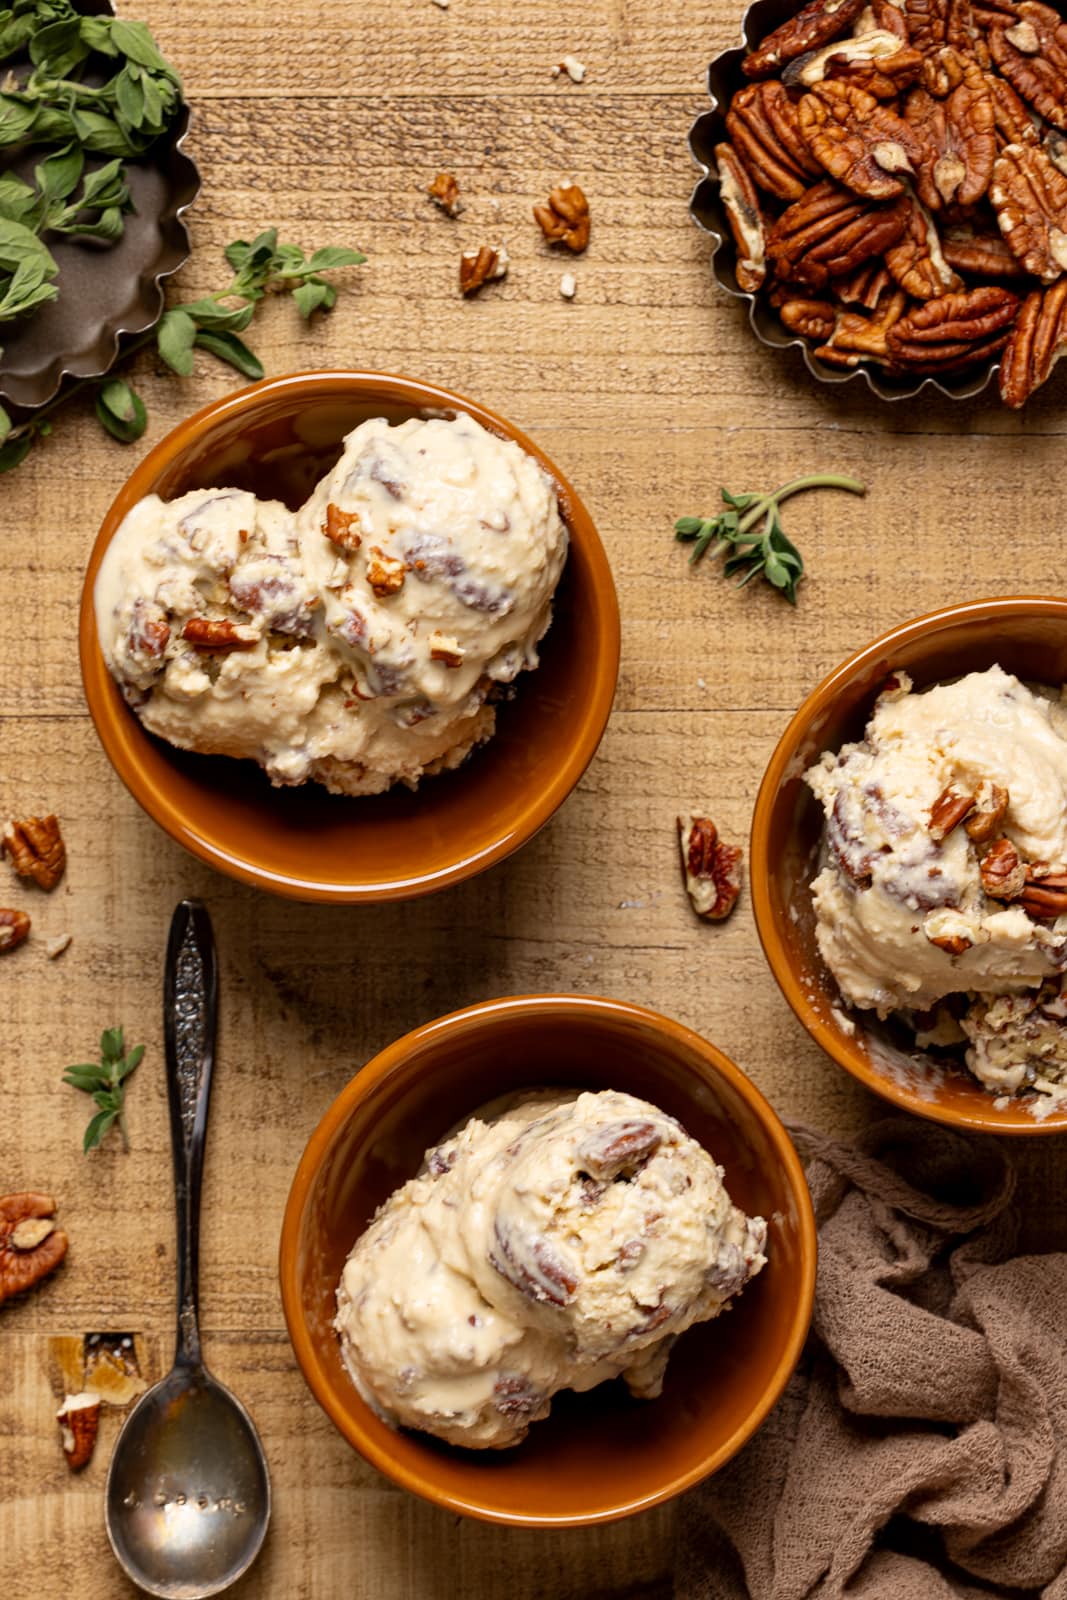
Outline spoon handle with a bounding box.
[163,899,218,1371]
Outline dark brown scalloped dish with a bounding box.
[0,0,199,412]
[687,0,1024,403]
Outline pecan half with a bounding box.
[905,58,996,208]
[715,141,769,289]
[885,193,964,294]
[533,184,590,252]
[0,1194,67,1304]
[885,282,1019,368]
[905,0,986,60]
[780,295,839,337]
[965,780,1010,841]
[727,82,822,200]
[835,258,894,303]
[427,171,462,216]
[322,503,362,551]
[985,69,1041,146]
[798,80,928,197]
[181,618,260,651]
[744,0,869,78]
[941,218,1027,273]
[814,286,909,363]
[577,1120,663,1180]
[928,782,976,838]
[784,30,923,97]
[0,908,30,952]
[980,835,1027,896]
[767,179,909,287]
[1020,862,1067,917]
[861,0,912,40]
[490,1223,579,1307]
[999,278,1067,402]
[56,1393,100,1472]
[3,814,65,891]
[677,813,744,920]
[365,546,406,598]
[459,244,509,294]
[991,142,1067,279]
[988,2,1067,129]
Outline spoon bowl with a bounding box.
[106,1368,270,1598]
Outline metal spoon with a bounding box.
[105,900,271,1598]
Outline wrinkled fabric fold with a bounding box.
[676,1118,1067,1600]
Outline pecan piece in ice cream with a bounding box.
[532,183,590,252]
[577,1120,663,1180]
[905,57,996,208]
[980,836,1027,897]
[991,142,1067,280]
[966,780,1010,841]
[677,813,744,921]
[798,80,927,197]
[988,1,1067,129]
[744,0,869,79]
[321,503,362,551]
[767,179,909,287]
[181,617,260,651]
[885,194,964,295]
[783,30,923,96]
[714,142,769,289]
[727,82,822,201]
[885,282,1019,369]
[3,814,65,891]
[0,1193,67,1304]
[930,785,977,842]
[1020,862,1067,918]
[999,278,1067,403]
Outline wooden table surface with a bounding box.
[3,1,1066,1595]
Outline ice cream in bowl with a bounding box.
[752,597,1067,1134]
[80,372,619,900]
[279,995,816,1525]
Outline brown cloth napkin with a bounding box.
[675,1119,1067,1600]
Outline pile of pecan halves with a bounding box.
[713,0,1067,403]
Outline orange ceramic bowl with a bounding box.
[279,995,816,1526]
[752,596,1067,1136]
[79,372,619,902]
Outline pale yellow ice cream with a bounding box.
[805,665,1067,1100]
[94,415,569,795]
[334,1090,767,1449]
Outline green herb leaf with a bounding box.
[156,307,197,375]
[83,1109,117,1153]
[0,402,9,445]
[94,377,147,442]
[292,279,332,319]
[194,328,264,379]
[65,1025,144,1153]
[0,430,33,472]
[307,245,366,272]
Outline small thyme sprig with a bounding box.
[674,472,866,605]
[62,1026,144,1153]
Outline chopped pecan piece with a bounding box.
[965,780,1010,841]
[459,244,509,295]
[927,929,972,953]
[3,814,65,891]
[988,1,1067,129]
[322,503,362,551]
[980,836,1027,896]
[365,546,406,598]
[885,194,964,295]
[0,1194,67,1304]
[767,179,909,287]
[885,282,1019,368]
[532,183,590,251]
[727,82,822,201]
[814,286,909,363]
[744,0,869,78]
[677,813,744,920]
[181,618,260,651]
[0,908,30,952]
[577,1121,663,1180]
[999,278,1067,402]
[991,142,1067,279]
[127,599,170,666]
[941,218,1027,274]
[1019,862,1067,917]
[427,171,462,216]
[798,79,928,196]
[905,58,996,208]
[783,30,923,97]
[56,1393,100,1472]
[835,258,894,303]
[780,295,839,337]
[491,1223,579,1307]
[429,632,464,667]
[715,141,769,289]
[928,782,976,838]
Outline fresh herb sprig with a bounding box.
[62,1026,144,1153]
[0,145,131,242]
[674,473,866,605]
[0,228,367,468]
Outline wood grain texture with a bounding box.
[2,0,1066,1594]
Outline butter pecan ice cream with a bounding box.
[94,415,569,796]
[334,1090,767,1449]
[805,665,1067,1101]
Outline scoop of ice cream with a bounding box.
[805,667,1067,1016]
[94,415,569,796]
[334,1090,767,1450]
